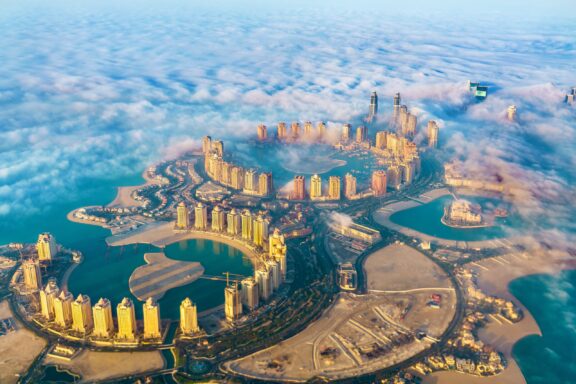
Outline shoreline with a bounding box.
[107,169,162,208]
[424,249,573,384]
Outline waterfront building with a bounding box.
[244,169,258,193]
[375,131,387,150]
[371,170,387,196]
[255,267,272,301]
[241,209,253,240]
[211,206,226,232]
[258,172,273,197]
[269,228,287,278]
[53,290,74,328]
[338,263,358,291]
[277,122,287,140]
[331,221,382,244]
[328,176,341,200]
[22,258,42,290]
[393,92,401,122]
[310,174,322,199]
[230,166,244,190]
[427,120,439,148]
[179,297,199,335]
[227,209,241,235]
[507,105,517,121]
[71,294,93,334]
[241,277,259,311]
[387,166,401,189]
[224,284,242,322]
[386,132,399,154]
[37,233,57,261]
[304,121,313,138]
[143,297,162,339]
[212,140,224,157]
[401,161,415,185]
[290,121,300,139]
[443,200,484,226]
[202,136,212,154]
[92,298,114,338]
[194,203,208,230]
[406,114,417,137]
[317,121,326,138]
[252,215,269,247]
[176,202,190,229]
[116,297,137,341]
[369,91,378,119]
[266,259,281,290]
[220,161,231,185]
[341,124,351,141]
[39,279,59,321]
[355,126,366,143]
[257,124,267,141]
[292,175,306,200]
[344,173,357,199]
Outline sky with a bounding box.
[0,1,575,248]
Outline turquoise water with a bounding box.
[389,195,515,241]
[1,171,253,320]
[510,270,576,384]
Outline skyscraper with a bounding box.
[202,136,212,154]
[176,202,190,229]
[71,294,93,334]
[387,166,401,190]
[255,267,272,301]
[116,297,137,341]
[180,297,199,335]
[241,277,259,311]
[316,121,326,139]
[257,124,267,140]
[328,176,341,200]
[143,297,162,339]
[230,166,244,189]
[244,169,258,193]
[211,206,226,232]
[37,233,57,261]
[342,124,351,141]
[266,259,281,290]
[290,121,300,139]
[258,172,273,197]
[310,174,322,199]
[227,209,241,235]
[252,215,269,247]
[371,170,387,196]
[427,120,439,148]
[344,173,357,199]
[507,105,517,121]
[369,91,378,118]
[406,114,417,137]
[356,126,366,143]
[53,290,73,328]
[224,283,242,322]
[375,131,387,150]
[39,279,59,320]
[22,258,42,290]
[212,140,224,157]
[303,121,313,138]
[277,122,287,140]
[241,209,253,240]
[194,202,208,230]
[269,228,287,279]
[393,92,401,122]
[292,175,306,200]
[93,298,114,338]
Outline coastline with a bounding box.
[424,249,573,384]
[107,169,162,208]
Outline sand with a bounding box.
[0,300,47,384]
[43,349,165,383]
[107,170,162,208]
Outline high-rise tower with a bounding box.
[22,258,42,290]
[369,91,378,118]
[328,176,341,200]
[143,297,162,339]
[176,202,190,229]
[180,297,199,335]
[310,174,322,199]
[71,294,93,334]
[371,170,387,196]
[93,298,114,338]
[37,233,57,261]
[116,297,137,341]
[344,173,357,199]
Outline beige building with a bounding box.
[180,297,199,335]
[328,176,341,200]
[53,290,74,328]
[341,123,351,141]
[230,166,244,189]
[252,215,269,247]
[224,284,242,322]
[310,174,322,199]
[427,120,439,148]
[93,298,114,338]
[227,209,241,235]
[71,294,93,334]
[194,203,208,230]
[257,124,267,140]
[507,105,517,121]
[22,258,42,290]
[37,233,57,261]
[317,121,326,138]
[255,267,272,301]
[266,259,281,290]
[211,206,226,232]
[176,202,189,229]
[269,228,287,278]
[202,135,212,154]
[344,173,357,199]
[277,122,287,140]
[39,279,59,321]
[143,297,162,339]
[241,277,259,311]
[258,172,273,197]
[116,297,137,341]
[244,169,258,193]
[241,209,253,240]
[375,131,387,149]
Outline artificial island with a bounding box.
[2,84,569,384]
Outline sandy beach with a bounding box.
[0,300,47,384]
[107,170,162,208]
[424,249,572,384]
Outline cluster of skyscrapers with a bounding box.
[203,136,273,197]
[258,121,328,142]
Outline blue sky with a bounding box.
[0,1,575,248]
